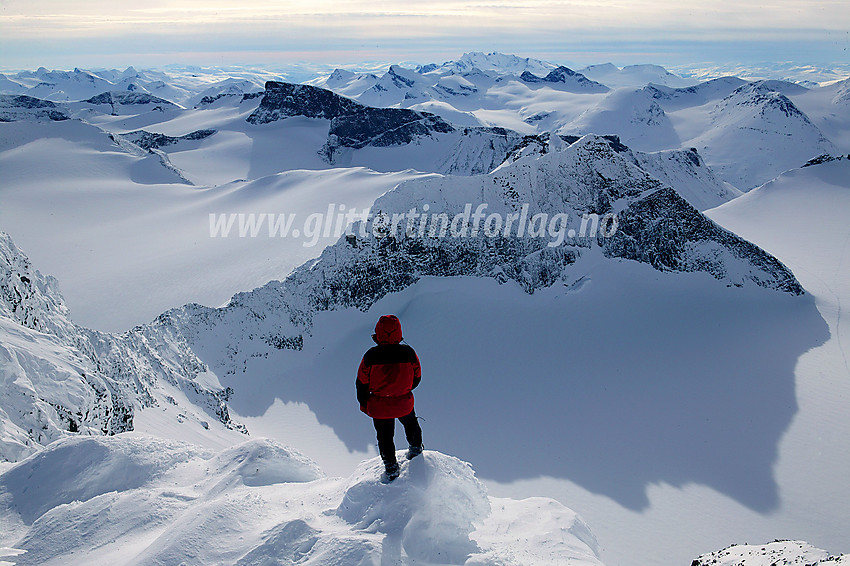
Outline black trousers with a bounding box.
[373,410,422,465]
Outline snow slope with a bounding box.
[0,116,429,331]
[0,434,603,566]
[685,83,835,189]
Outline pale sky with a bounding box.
[0,0,848,69]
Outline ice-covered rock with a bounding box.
[0,233,245,462]
[692,540,848,566]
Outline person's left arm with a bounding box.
[411,350,421,390]
[356,357,371,412]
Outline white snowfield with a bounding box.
[0,434,603,566]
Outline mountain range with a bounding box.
[1,52,849,566]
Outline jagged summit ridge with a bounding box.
[520,66,610,93]
[0,233,245,462]
[146,134,803,392]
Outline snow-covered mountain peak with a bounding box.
[691,80,837,189]
[443,51,557,76]
[0,233,247,463]
[562,87,679,152]
[520,66,610,93]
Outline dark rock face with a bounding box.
[246,81,524,174]
[198,91,263,106]
[603,187,804,294]
[121,128,216,150]
[0,94,69,121]
[84,91,174,106]
[248,81,457,160]
[802,153,850,167]
[247,82,363,122]
[520,66,609,92]
[325,108,454,159]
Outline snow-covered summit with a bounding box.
[520,66,610,93]
[0,434,604,565]
[690,82,836,189]
[561,87,679,151]
[437,51,557,77]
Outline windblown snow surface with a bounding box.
[0,434,602,566]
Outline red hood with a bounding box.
[374,315,402,344]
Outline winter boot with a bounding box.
[384,461,400,482]
[406,445,424,460]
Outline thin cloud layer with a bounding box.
[1,0,848,67]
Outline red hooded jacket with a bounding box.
[356,315,421,419]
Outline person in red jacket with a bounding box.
[356,314,424,481]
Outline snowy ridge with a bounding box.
[433,52,557,76]
[560,87,680,152]
[0,434,603,566]
[0,95,69,122]
[0,233,245,462]
[497,133,738,211]
[147,134,801,390]
[578,63,697,88]
[689,82,836,189]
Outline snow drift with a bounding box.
[0,434,603,566]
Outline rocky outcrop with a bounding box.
[692,541,848,566]
[602,187,803,294]
[520,66,610,92]
[0,95,69,122]
[83,91,175,107]
[121,128,216,150]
